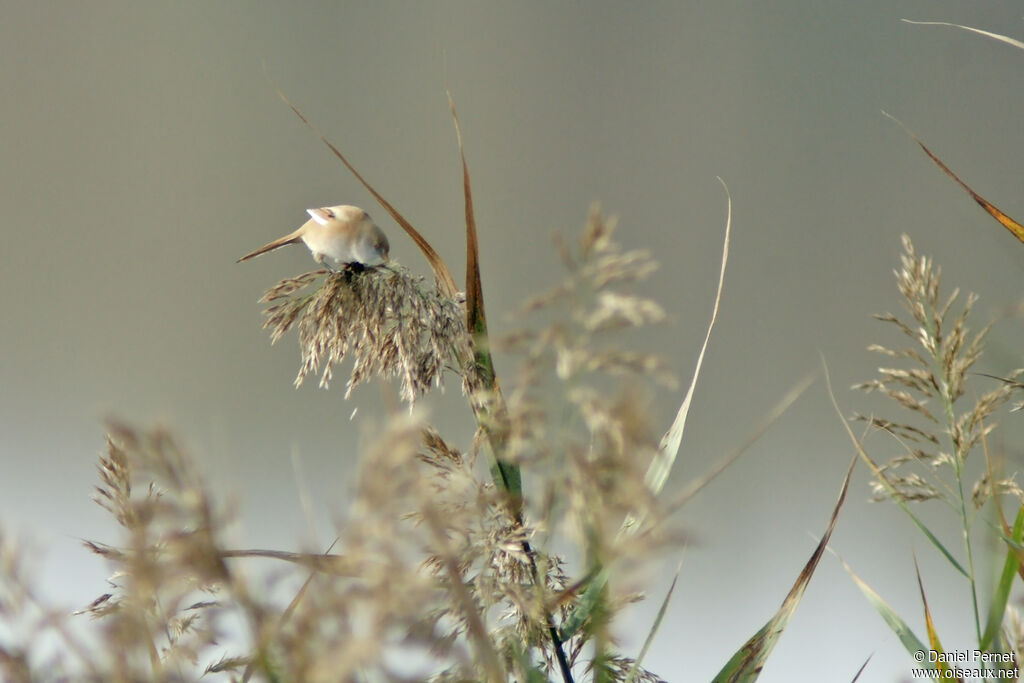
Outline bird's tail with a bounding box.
[236,229,303,263]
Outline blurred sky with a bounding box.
[3,2,1024,681]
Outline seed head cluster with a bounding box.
[260,265,469,403]
[854,235,1021,506]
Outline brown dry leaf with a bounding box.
[883,111,1024,244]
[272,81,459,297]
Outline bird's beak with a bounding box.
[307,208,331,226]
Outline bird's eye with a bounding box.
[324,209,335,218]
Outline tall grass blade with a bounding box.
[445,91,571,681]
[564,181,731,642]
[882,111,1024,245]
[711,451,857,682]
[644,178,731,498]
[980,504,1024,650]
[271,80,458,296]
[562,373,813,643]
[446,89,522,501]
[625,562,682,683]
[669,372,814,509]
[848,656,872,682]
[914,556,959,681]
[836,555,932,670]
[901,20,1024,51]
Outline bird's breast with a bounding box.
[300,222,356,264]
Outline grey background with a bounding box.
[3,2,1024,680]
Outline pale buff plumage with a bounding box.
[237,205,390,268]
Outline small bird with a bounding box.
[237,204,390,269]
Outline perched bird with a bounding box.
[237,205,390,268]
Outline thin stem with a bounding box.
[463,331,573,681]
[945,401,982,645]
[521,539,575,683]
[955,463,982,644]
[925,309,982,643]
